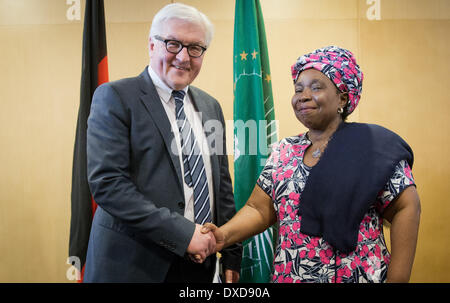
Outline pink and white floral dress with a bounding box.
[257,134,415,283]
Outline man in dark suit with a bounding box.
[84,3,241,282]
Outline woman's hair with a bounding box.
[149,3,214,47]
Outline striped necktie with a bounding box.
[172,90,212,224]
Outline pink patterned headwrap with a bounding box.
[291,46,363,115]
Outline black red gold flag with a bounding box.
[69,0,108,282]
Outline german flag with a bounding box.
[69,0,108,282]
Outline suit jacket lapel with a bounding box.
[138,69,183,189]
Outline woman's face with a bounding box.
[291,68,347,131]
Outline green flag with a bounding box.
[233,0,277,283]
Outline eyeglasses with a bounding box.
[153,35,207,58]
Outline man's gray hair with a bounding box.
[149,3,214,47]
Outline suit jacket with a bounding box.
[84,68,241,282]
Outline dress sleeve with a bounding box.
[256,142,280,199]
[376,159,416,213]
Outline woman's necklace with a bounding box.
[310,136,332,159]
[312,147,323,158]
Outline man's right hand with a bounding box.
[186,224,216,263]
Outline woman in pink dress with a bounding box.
[203,46,421,283]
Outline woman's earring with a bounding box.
[337,107,344,114]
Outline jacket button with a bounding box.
[178,202,185,209]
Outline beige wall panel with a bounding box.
[359,19,450,282]
[0,23,82,281]
[106,22,150,80]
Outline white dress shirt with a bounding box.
[147,66,215,223]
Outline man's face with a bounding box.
[149,18,206,90]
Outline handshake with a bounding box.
[186,223,240,283]
[186,223,224,264]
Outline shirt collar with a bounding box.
[302,132,312,145]
[147,66,189,104]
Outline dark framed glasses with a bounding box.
[153,35,207,58]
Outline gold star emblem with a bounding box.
[240,51,248,60]
[265,74,271,83]
[251,49,258,59]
